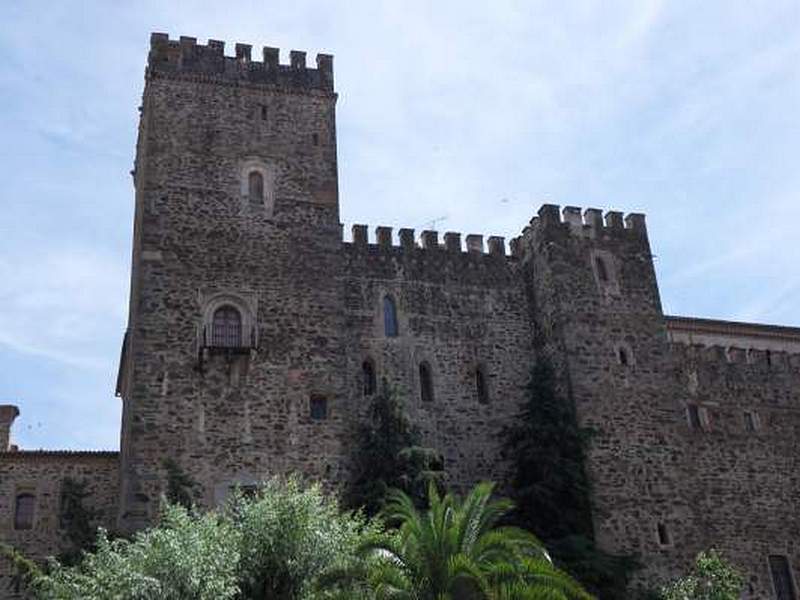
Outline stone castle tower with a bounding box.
[116,34,344,528]
[1,34,799,599]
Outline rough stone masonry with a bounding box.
[0,33,798,599]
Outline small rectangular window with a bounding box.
[657,522,670,546]
[687,405,701,430]
[744,411,759,433]
[260,105,268,120]
[310,395,328,420]
[769,555,797,600]
[14,493,35,530]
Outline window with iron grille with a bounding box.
[769,555,797,600]
[14,493,35,530]
[212,306,243,348]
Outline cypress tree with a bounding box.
[504,356,638,599]
[346,379,444,515]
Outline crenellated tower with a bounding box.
[116,34,346,530]
[514,205,705,587]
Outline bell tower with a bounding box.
[116,34,346,530]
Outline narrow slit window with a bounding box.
[362,359,376,397]
[383,295,398,337]
[595,256,609,282]
[744,411,759,433]
[419,362,434,403]
[769,555,797,600]
[212,306,242,348]
[260,105,268,120]
[310,395,328,420]
[618,347,629,366]
[687,404,702,430]
[312,133,320,146]
[657,522,670,546]
[14,493,35,530]
[248,170,264,203]
[476,366,489,404]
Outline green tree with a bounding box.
[30,476,380,600]
[162,457,197,509]
[660,550,744,600]
[34,503,240,600]
[227,477,382,600]
[326,482,593,599]
[58,477,103,565]
[347,379,445,515]
[503,357,637,598]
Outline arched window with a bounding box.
[212,305,242,348]
[383,295,398,337]
[362,359,376,397]
[419,361,434,403]
[14,493,35,530]
[595,256,609,282]
[248,170,264,203]
[476,366,489,404]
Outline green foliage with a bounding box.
[226,476,382,600]
[34,504,240,600]
[503,358,594,539]
[660,550,744,600]
[162,457,197,509]
[325,482,593,599]
[30,476,380,600]
[58,477,103,566]
[0,542,43,596]
[346,379,445,515]
[503,357,638,598]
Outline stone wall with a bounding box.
[666,340,800,598]
[342,229,533,490]
[516,204,800,598]
[116,34,346,529]
[0,451,119,598]
[76,32,800,599]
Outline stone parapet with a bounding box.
[148,33,334,92]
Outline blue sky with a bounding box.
[0,1,798,450]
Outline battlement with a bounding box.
[521,204,647,241]
[344,224,511,257]
[666,315,800,355]
[669,340,800,372]
[147,33,334,92]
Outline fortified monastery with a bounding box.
[1,34,799,599]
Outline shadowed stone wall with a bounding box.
[0,452,119,598]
